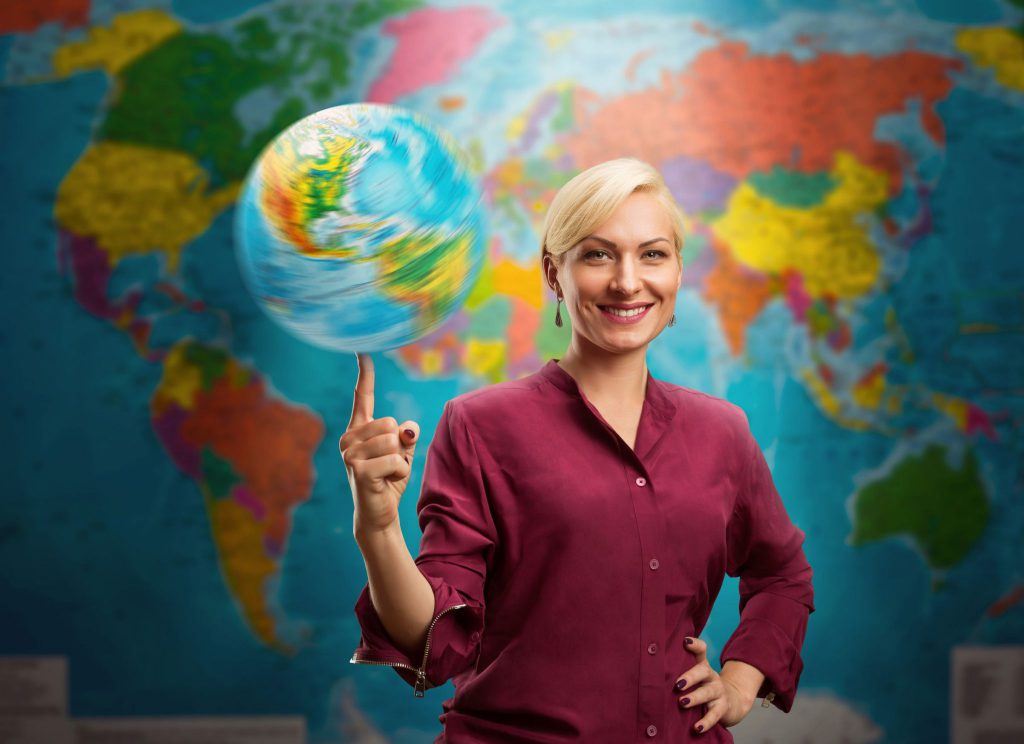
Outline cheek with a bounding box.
[569,273,605,301]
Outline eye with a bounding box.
[584,249,608,259]
[644,250,668,258]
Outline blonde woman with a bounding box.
[341,158,815,742]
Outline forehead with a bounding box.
[587,192,674,241]
[598,192,671,230]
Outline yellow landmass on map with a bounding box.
[956,27,1024,92]
[494,258,543,309]
[799,368,874,431]
[711,151,887,300]
[55,142,239,272]
[932,392,970,430]
[53,9,182,77]
[206,496,280,649]
[466,338,507,381]
[543,29,575,51]
[154,343,203,412]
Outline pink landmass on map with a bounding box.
[367,6,504,103]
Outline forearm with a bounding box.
[720,659,764,708]
[355,521,435,660]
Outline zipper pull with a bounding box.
[761,691,775,708]
[414,669,427,698]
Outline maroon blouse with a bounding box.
[351,359,815,742]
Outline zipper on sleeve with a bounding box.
[761,691,776,707]
[350,602,468,698]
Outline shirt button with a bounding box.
[646,724,658,737]
[636,476,647,487]
[470,631,481,642]
[647,642,658,655]
[649,558,660,570]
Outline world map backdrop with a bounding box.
[1,1,1022,742]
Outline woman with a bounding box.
[341,158,815,742]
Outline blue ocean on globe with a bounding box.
[235,103,487,352]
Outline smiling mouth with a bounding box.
[598,303,654,318]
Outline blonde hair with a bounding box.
[540,158,685,267]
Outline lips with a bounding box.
[598,303,654,323]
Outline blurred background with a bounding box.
[1,1,1022,742]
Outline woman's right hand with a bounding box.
[340,353,420,535]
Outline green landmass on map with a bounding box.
[850,444,989,572]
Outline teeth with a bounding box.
[603,305,649,317]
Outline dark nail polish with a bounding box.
[674,679,686,692]
[685,637,694,645]
[681,697,690,706]
[404,455,410,464]
[403,428,414,439]
[696,724,704,733]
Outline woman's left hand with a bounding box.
[673,636,756,734]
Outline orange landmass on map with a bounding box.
[701,236,774,355]
[564,40,961,195]
[0,0,89,33]
[182,374,323,551]
[508,296,540,364]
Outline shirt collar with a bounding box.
[538,358,676,423]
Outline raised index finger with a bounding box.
[348,352,375,428]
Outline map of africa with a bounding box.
[1,1,1022,743]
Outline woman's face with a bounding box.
[545,191,683,356]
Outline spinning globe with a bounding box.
[234,103,487,352]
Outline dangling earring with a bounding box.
[555,296,564,327]
[669,314,676,327]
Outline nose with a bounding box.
[611,255,641,295]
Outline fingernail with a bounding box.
[404,455,410,464]
[681,697,691,706]
[696,724,704,733]
[403,428,415,439]
[674,679,686,692]
[684,637,694,645]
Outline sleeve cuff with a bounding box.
[718,592,811,713]
[350,568,484,696]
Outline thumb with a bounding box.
[398,420,420,464]
[684,636,708,663]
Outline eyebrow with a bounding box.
[582,235,672,249]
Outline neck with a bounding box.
[557,338,648,407]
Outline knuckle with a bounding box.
[379,416,398,431]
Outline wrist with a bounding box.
[720,660,762,709]
[354,518,403,547]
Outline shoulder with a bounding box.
[659,380,754,448]
[446,371,550,422]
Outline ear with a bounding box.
[542,252,559,294]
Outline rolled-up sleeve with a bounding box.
[350,399,495,696]
[719,421,815,713]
